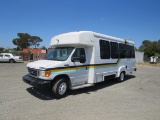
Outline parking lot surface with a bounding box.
[0,63,160,120]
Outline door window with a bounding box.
[0,55,3,58]
[72,48,86,62]
[4,55,11,58]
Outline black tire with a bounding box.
[9,59,15,63]
[117,72,125,82]
[52,78,68,99]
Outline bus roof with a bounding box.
[50,31,134,47]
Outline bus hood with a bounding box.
[27,60,62,69]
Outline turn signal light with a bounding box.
[45,71,51,77]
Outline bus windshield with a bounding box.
[44,47,74,61]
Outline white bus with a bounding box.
[23,31,136,98]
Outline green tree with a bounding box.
[40,46,47,49]
[29,36,42,48]
[12,33,43,50]
[12,33,31,50]
[0,47,5,52]
[139,40,160,57]
[157,40,160,54]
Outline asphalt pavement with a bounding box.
[0,63,160,120]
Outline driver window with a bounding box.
[4,55,10,58]
[72,48,86,62]
[0,55,3,58]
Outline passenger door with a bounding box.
[70,48,88,86]
[3,54,11,62]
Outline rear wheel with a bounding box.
[9,59,15,63]
[117,72,125,82]
[52,78,68,99]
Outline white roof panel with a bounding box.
[50,31,134,47]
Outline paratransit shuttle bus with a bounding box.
[23,31,136,98]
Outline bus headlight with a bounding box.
[39,70,51,77]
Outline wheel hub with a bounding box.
[59,83,67,95]
[120,73,124,81]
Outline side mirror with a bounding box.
[71,55,86,63]
[80,55,86,63]
[71,57,76,62]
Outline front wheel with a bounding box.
[9,59,15,63]
[117,72,125,82]
[52,78,68,99]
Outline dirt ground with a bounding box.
[0,63,160,120]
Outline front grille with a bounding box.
[28,68,38,77]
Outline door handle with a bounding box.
[64,64,69,67]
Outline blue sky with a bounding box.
[0,0,160,48]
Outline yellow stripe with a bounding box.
[51,59,120,73]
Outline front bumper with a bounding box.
[22,74,52,89]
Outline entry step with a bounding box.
[72,84,94,90]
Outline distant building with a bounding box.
[23,48,47,61]
[135,51,144,63]
[23,48,47,54]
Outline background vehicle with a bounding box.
[23,31,136,98]
[0,53,22,63]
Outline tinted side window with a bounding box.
[111,42,119,59]
[119,43,126,58]
[119,43,125,49]
[126,45,131,58]
[131,46,135,58]
[99,40,110,59]
[72,48,86,62]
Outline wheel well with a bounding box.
[120,71,126,76]
[122,71,126,74]
[117,71,126,78]
[9,59,15,62]
[52,74,71,89]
